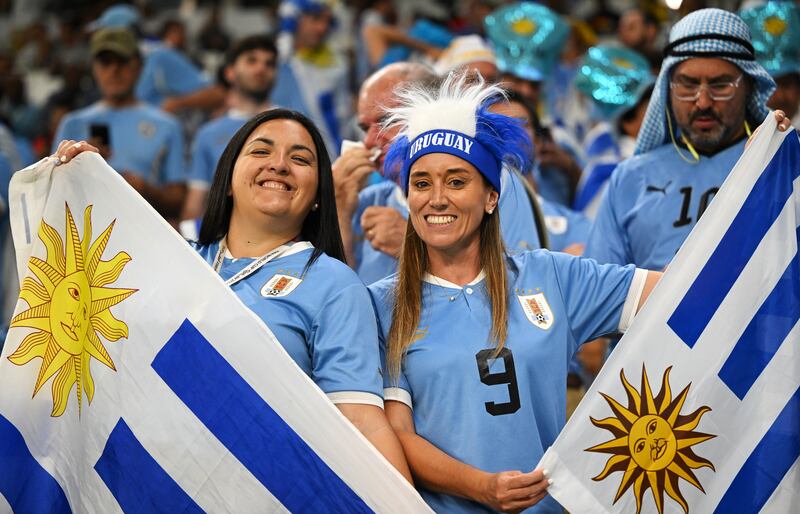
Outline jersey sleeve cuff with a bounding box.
[619,268,647,332]
[383,387,412,409]
[326,391,384,408]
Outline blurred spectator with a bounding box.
[490,91,591,255]
[198,3,231,53]
[617,7,662,70]
[182,35,278,222]
[136,18,223,114]
[485,2,568,110]
[53,28,187,223]
[486,3,583,207]
[546,19,597,143]
[0,120,22,172]
[741,1,800,126]
[13,21,52,73]
[573,45,654,218]
[271,0,351,158]
[53,14,90,74]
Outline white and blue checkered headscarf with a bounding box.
[635,8,776,155]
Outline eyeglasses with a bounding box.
[670,75,744,102]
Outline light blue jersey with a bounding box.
[53,102,186,186]
[574,123,636,218]
[354,170,542,285]
[585,140,746,269]
[194,241,383,405]
[369,251,641,513]
[188,112,249,190]
[136,46,210,106]
[353,180,409,286]
[540,197,592,253]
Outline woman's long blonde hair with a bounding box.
[386,210,509,381]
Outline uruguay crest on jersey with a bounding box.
[261,274,302,297]
[518,292,553,330]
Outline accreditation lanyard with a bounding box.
[212,238,299,287]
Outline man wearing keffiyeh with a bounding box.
[585,8,791,271]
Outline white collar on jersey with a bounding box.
[422,269,486,289]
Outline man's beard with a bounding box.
[680,108,738,153]
[239,85,272,105]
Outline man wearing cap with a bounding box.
[87,5,222,116]
[181,35,278,222]
[586,9,790,270]
[53,28,186,223]
[741,1,800,128]
[334,61,542,285]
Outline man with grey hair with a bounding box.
[334,62,439,284]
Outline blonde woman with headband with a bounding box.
[368,74,662,513]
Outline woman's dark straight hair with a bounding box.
[198,108,346,269]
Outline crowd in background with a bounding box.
[1,0,799,408]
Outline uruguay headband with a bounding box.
[401,129,502,193]
[384,73,531,196]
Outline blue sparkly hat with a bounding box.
[383,73,531,195]
[484,2,569,82]
[574,45,654,120]
[740,2,800,78]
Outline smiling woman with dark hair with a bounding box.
[52,108,412,483]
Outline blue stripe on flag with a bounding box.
[718,229,800,399]
[95,418,203,513]
[152,319,374,514]
[668,135,800,347]
[0,413,70,514]
[714,385,800,513]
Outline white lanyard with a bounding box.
[212,238,300,287]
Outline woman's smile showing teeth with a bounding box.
[260,180,291,191]
[426,215,456,225]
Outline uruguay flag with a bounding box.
[0,153,431,513]
[541,116,799,513]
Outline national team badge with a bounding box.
[261,274,302,297]
[138,121,156,138]
[518,293,553,330]
[586,366,715,514]
[8,203,137,417]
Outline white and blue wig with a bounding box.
[382,73,531,194]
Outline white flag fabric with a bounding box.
[541,117,800,514]
[0,153,432,513]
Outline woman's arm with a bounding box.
[336,403,413,484]
[385,401,548,513]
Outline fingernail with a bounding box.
[547,479,553,485]
[60,155,67,163]
[542,469,549,476]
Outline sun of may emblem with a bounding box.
[586,366,715,514]
[8,203,136,417]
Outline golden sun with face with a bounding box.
[586,366,715,514]
[8,203,136,417]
